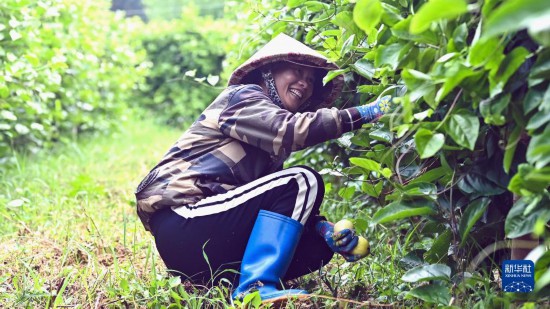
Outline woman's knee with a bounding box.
[290,165,325,214]
[287,165,325,200]
[291,165,324,185]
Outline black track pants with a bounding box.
[149,166,334,285]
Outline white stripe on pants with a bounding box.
[171,166,319,225]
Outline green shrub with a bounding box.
[226,0,550,304]
[134,6,228,126]
[0,0,147,161]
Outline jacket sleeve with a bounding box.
[218,84,364,158]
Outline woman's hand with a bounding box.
[356,95,400,123]
[315,220,367,262]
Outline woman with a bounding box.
[135,33,395,301]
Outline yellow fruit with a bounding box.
[351,236,370,257]
[333,219,354,233]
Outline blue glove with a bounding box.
[315,221,364,262]
[356,95,397,123]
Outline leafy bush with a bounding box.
[0,0,147,160]
[226,0,550,304]
[143,0,226,20]
[134,6,228,126]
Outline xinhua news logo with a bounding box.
[502,260,535,293]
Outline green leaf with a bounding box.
[387,182,438,201]
[468,37,504,68]
[413,109,433,121]
[350,59,375,80]
[340,34,355,56]
[9,30,22,41]
[508,164,550,195]
[410,0,469,34]
[407,284,451,305]
[527,128,550,168]
[459,197,491,245]
[479,94,510,126]
[304,1,330,12]
[436,62,476,103]
[206,75,219,86]
[362,181,383,197]
[353,0,383,33]
[399,250,426,270]
[445,112,479,150]
[452,23,468,51]
[503,125,522,174]
[530,24,550,48]
[523,86,547,114]
[242,291,262,307]
[357,84,384,94]
[402,69,435,103]
[381,167,392,178]
[534,251,550,293]
[541,84,550,112]
[381,3,404,26]
[14,124,29,135]
[530,49,550,80]
[0,84,9,99]
[287,0,306,9]
[120,278,129,291]
[505,196,550,238]
[414,128,444,159]
[168,276,181,288]
[425,229,451,263]
[402,264,451,282]
[403,182,438,199]
[24,54,40,66]
[375,43,405,70]
[489,47,531,97]
[350,157,381,172]
[409,167,449,185]
[7,199,24,207]
[1,110,17,121]
[457,170,506,197]
[369,127,393,143]
[391,16,438,45]
[535,268,550,294]
[418,48,437,73]
[339,186,356,200]
[483,0,550,39]
[332,11,360,34]
[373,200,436,224]
[526,109,550,130]
[323,68,348,85]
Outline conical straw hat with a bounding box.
[228,33,344,109]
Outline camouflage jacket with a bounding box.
[135,84,364,231]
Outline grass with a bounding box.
[1,115,545,308]
[0,116,409,308]
[0,117,186,307]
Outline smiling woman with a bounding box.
[134,33,397,302]
[269,63,315,112]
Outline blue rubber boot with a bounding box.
[232,210,308,301]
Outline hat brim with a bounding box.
[228,34,344,110]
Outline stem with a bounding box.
[395,151,407,185]
[435,88,463,131]
[448,169,458,240]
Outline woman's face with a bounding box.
[272,63,315,112]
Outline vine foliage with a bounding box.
[225,0,550,303]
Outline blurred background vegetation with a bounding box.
[0,0,232,160]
